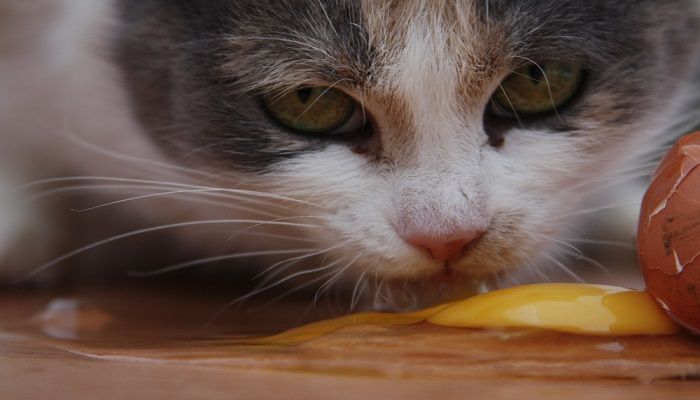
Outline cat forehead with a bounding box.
[115,0,699,171]
[216,0,658,91]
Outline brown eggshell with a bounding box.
[638,132,700,334]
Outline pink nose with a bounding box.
[405,230,485,262]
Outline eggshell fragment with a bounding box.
[638,132,700,334]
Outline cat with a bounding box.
[1,0,699,309]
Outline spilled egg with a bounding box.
[245,284,679,345]
[426,284,678,335]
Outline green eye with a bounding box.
[492,62,583,116]
[264,87,358,134]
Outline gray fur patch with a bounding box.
[115,0,373,170]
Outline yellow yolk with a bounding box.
[241,284,679,345]
[249,304,453,345]
[427,283,679,335]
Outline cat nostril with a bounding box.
[404,230,486,262]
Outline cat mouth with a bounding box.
[421,259,491,290]
[374,264,483,310]
[424,262,470,286]
[413,265,484,306]
[440,262,457,278]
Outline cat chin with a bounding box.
[361,273,488,312]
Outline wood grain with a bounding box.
[2,286,699,399]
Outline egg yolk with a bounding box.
[427,283,678,335]
[242,284,679,345]
[247,303,453,345]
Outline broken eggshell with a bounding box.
[638,132,700,334]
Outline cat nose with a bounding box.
[404,230,485,262]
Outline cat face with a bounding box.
[116,1,700,290]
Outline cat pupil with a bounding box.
[528,65,543,85]
[297,88,313,104]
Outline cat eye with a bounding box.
[490,62,583,117]
[263,87,366,136]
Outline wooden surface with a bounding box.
[2,286,700,400]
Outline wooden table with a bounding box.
[2,285,699,400]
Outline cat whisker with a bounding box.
[24,183,289,218]
[225,215,327,242]
[251,257,311,289]
[589,160,658,178]
[556,247,612,276]
[615,160,662,175]
[233,257,347,306]
[105,194,288,219]
[525,255,552,284]
[252,241,348,279]
[314,251,367,305]
[552,201,637,219]
[496,82,523,128]
[73,188,293,218]
[530,232,584,258]
[502,68,547,85]
[556,158,659,195]
[32,188,319,226]
[19,176,323,209]
[237,267,343,315]
[128,248,317,277]
[350,268,370,311]
[512,55,563,124]
[134,194,290,218]
[572,176,651,199]
[241,230,319,244]
[373,276,391,308]
[17,176,198,192]
[559,238,636,250]
[370,271,383,308]
[511,250,550,285]
[293,79,352,123]
[25,184,177,203]
[16,218,322,282]
[180,140,240,159]
[64,131,237,183]
[561,167,654,195]
[542,254,585,283]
